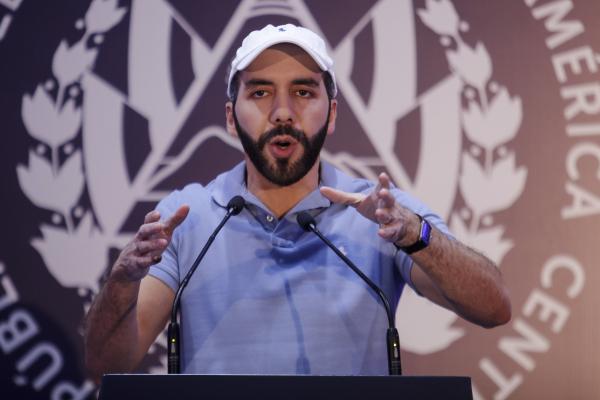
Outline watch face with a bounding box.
[421,219,432,245]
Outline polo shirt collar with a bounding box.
[210,160,357,214]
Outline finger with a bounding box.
[369,178,383,202]
[144,248,165,264]
[378,172,391,190]
[320,187,365,206]
[378,225,402,242]
[130,254,160,270]
[164,205,190,235]
[376,187,396,209]
[135,238,168,255]
[375,208,394,225]
[144,210,161,224]
[139,250,164,265]
[137,221,167,240]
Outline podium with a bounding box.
[99,374,473,399]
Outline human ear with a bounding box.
[327,99,337,135]
[225,101,238,137]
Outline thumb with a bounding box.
[320,186,364,206]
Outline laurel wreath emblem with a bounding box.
[396,0,527,356]
[17,0,127,297]
[418,0,526,265]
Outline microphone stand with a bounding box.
[297,211,402,375]
[167,196,245,374]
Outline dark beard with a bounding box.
[233,108,329,186]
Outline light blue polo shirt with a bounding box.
[149,161,450,375]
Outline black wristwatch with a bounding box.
[397,214,432,254]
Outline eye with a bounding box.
[252,89,268,98]
[297,89,312,98]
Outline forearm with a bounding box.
[83,206,187,382]
[320,173,511,327]
[84,274,142,382]
[408,226,511,328]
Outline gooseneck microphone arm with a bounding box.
[296,211,402,376]
[167,196,245,374]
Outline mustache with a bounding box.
[257,125,307,149]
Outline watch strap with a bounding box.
[398,214,431,254]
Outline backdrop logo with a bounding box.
[15,0,526,383]
[397,0,525,354]
[18,0,127,297]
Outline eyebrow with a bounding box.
[244,78,273,87]
[243,78,321,88]
[291,78,320,87]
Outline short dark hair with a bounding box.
[227,70,336,103]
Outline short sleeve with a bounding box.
[148,190,184,293]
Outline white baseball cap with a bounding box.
[227,24,337,99]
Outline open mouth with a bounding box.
[270,135,298,148]
[273,138,292,149]
[268,136,298,158]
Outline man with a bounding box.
[84,24,510,380]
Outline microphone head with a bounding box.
[227,195,245,215]
[296,211,316,231]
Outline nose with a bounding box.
[270,93,295,126]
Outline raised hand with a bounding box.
[112,205,190,281]
[320,173,419,246]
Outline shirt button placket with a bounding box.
[265,214,277,231]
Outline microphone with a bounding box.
[167,195,245,374]
[296,211,402,375]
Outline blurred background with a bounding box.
[0,0,599,398]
